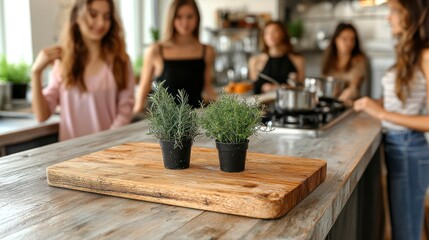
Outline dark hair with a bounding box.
[261,21,293,54]
[164,0,200,41]
[321,22,364,76]
[61,0,128,91]
[392,0,429,103]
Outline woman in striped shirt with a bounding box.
[354,0,429,239]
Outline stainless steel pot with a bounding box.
[304,77,346,99]
[275,88,318,112]
[259,73,318,112]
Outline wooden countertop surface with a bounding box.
[0,111,382,239]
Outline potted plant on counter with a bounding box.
[199,94,264,172]
[147,83,200,170]
[0,56,30,99]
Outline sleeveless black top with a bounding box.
[155,45,206,108]
[254,55,297,94]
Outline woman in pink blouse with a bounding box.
[31,0,134,141]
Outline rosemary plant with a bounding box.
[199,94,264,143]
[147,83,199,149]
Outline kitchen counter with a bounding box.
[0,114,59,146]
[0,111,382,239]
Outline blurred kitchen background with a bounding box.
[0,0,393,103]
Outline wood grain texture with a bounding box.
[0,111,382,239]
[47,142,326,219]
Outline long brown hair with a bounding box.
[60,0,128,91]
[322,22,364,76]
[163,0,201,42]
[261,21,293,54]
[392,0,429,103]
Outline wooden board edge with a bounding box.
[47,169,292,219]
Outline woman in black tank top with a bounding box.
[248,21,305,94]
[156,45,206,108]
[134,0,216,113]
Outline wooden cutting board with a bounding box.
[47,142,327,219]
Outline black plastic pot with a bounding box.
[12,83,27,99]
[215,140,249,172]
[159,139,192,170]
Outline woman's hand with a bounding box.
[31,46,62,76]
[353,97,386,120]
[339,87,358,107]
[261,83,277,93]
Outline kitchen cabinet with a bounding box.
[0,110,384,239]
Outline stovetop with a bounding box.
[262,97,354,138]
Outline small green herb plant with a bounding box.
[148,82,200,149]
[199,94,264,143]
[0,56,30,84]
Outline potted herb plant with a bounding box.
[147,83,199,169]
[0,56,30,99]
[199,94,264,172]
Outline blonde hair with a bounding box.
[60,0,129,91]
[163,0,200,42]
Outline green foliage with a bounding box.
[199,94,264,143]
[0,55,30,84]
[150,27,160,42]
[148,82,200,149]
[133,55,143,77]
[287,19,304,39]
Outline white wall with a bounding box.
[159,0,279,43]
[119,0,142,62]
[29,0,60,61]
[3,0,33,64]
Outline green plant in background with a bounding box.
[287,19,304,39]
[133,54,143,77]
[6,62,30,84]
[199,94,264,143]
[148,82,200,149]
[0,55,7,81]
[0,55,30,84]
[150,27,160,42]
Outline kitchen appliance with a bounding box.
[304,76,346,99]
[263,97,354,138]
[259,73,318,112]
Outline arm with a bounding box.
[31,46,62,122]
[248,55,259,81]
[133,44,157,113]
[111,57,135,128]
[354,50,429,132]
[339,55,367,102]
[291,54,305,83]
[203,45,217,102]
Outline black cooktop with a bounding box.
[262,97,347,129]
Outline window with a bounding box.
[0,0,5,55]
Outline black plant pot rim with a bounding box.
[159,138,193,144]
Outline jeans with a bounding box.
[384,130,429,240]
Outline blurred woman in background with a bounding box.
[31,0,134,141]
[248,20,305,94]
[354,0,429,239]
[133,0,216,112]
[321,22,367,105]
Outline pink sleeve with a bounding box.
[110,59,135,129]
[42,61,61,115]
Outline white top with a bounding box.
[382,69,427,131]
